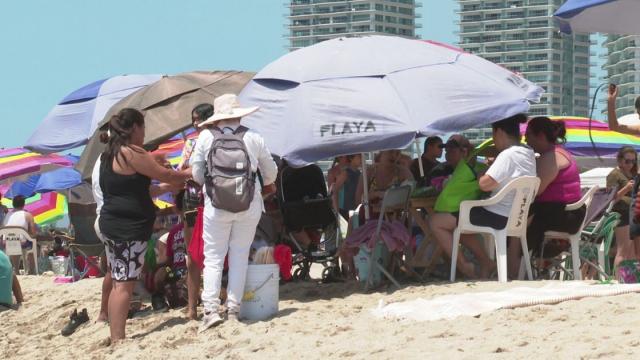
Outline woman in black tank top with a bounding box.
[99,108,191,343]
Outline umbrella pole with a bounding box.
[361,152,370,221]
[415,139,424,178]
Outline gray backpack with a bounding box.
[204,126,256,213]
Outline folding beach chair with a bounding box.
[363,185,412,291]
[67,202,105,280]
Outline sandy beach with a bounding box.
[2,274,640,360]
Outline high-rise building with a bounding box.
[457,0,591,121]
[603,35,640,117]
[287,0,421,52]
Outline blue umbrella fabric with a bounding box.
[554,0,640,35]
[25,74,162,153]
[4,156,82,198]
[239,36,543,166]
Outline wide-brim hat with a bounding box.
[198,93,259,127]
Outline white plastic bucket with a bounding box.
[239,264,280,321]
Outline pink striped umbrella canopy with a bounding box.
[0,148,73,184]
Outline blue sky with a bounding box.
[0,0,457,150]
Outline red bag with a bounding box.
[74,255,101,278]
[274,244,292,281]
[188,207,205,270]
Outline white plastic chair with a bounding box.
[451,176,540,283]
[0,226,38,274]
[542,186,598,281]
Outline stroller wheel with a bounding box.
[293,267,309,281]
[321,266,342,283]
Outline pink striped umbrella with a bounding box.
[0,148,73,184]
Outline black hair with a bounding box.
[424,136,443,149]
[492,113,528,140]
[174,190,185,212]
[635,96,640,112]
[12,195,25,209]
[617,146,638,175]
[99,108,145,168]
[192,103,214,124]
[527,116,567,144]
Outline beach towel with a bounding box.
[371,281,640,322]
[344,219,411,258]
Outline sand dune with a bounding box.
[2,275,640,359]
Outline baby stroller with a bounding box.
[277,163,342,282]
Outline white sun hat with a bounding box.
[198,93,259,127]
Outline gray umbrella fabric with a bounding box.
[76,70,254,179]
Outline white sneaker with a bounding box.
[227,312,240,323]
[199,311,224,333]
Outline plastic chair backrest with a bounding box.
[570,186,599,233]
[377,185,412,221]
[501,176,540,236]
[375,185,412,235]
[0,226,33,256]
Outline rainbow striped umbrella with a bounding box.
[522,116,640,158]
[0,148,73,184]
[1,192,68,226]
[151,129,198,209]
[153,128,198,167]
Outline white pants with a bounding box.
[202,199,261,313]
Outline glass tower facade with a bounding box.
[287,0,421,51]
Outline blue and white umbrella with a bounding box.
[25,74,162,153]
[554,0,640,35]
[240,36,543,167]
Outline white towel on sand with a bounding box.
[371,282,640,322]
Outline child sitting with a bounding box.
[150,191,188,310]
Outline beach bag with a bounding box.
[183,180,203,211]
[434,160,482,213]
[274,244,292,282]
[205,126,256,213]
[617,259,640,284]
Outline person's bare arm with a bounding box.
[12,273,23,303]
[608,84,640,135]
[149,183,180,198]
[399,165,414,182]
[25,212,37,237]
[123,147,191,185]
[536,152,560,195]
[478,174,499,192]
[355,171,364,205]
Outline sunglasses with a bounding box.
[623,158,637,164]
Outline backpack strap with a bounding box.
[233,125,249,137]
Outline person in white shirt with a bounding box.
[430,114,535,279]
[2,195,38,273]
[191,94,277,332]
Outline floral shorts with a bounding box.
[102,236,147,282]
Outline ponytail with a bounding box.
[101,108,145,168]
[527,117,566,145]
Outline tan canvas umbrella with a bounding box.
[76,70,255,179]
